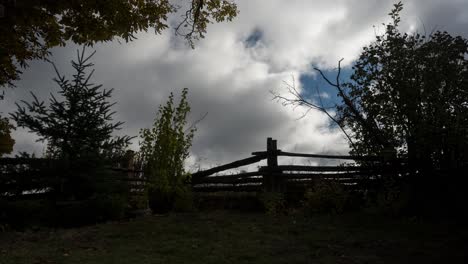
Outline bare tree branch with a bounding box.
[175,0,205,47]
[314,60,390,150]
[271,75,358,153]
[185,111,208,133]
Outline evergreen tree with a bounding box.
[12,48,131,160]
[11,48,131,199]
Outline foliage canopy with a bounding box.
[276,2,468,173]
[340,2,468,171]
[0,0,238,87]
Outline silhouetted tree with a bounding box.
[11,48,131,199]
[275,2,468,174]
[12,48,131,160]
[0,115,14,156]
[0,0,238,87]
[340,2,468,172]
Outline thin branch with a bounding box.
[313,67,338,88]
[271,74,358,153]
[336,58,343,88]
[174,0,205,47]
[185,111,208,133]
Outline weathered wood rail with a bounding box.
[192,137,406,193]
[0,157,145,199]
[1,138,407,198]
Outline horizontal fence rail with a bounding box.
[0,157,145,200]
[1,137,408,200]
[191,154,267,180]
[192,137,407,193]
[252,150,383,161]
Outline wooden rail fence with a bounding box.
[0,157,145,200]
[192,137,406,193]
[1,138,407,199]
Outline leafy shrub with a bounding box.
[172,185,195,212]
[369,176,411,216]
[140,89,196,214]
[259,191,286,216]
[56,193,128,227]
[381,172,468,219]
[127,192,149,212]
[2,164,131,228]
[0,199,55,230]
[148,186,174,214]
[148,182,194,213]
[49,164,130,226]
[93,193,128,221]
[302,179,350,215]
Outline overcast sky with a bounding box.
[1,0,468,170]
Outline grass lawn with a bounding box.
[1,211,467,264]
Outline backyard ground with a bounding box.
[1,211,467,264]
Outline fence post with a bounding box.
[264,137,283,192]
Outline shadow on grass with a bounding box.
[1,211,467,264]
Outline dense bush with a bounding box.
[0,194,129,229]
[405,172,468,218]
[0,199,55,230]
[364,176,411,216]
[302,180,351,215]
[148,183,194,213]
[0,159,131,229]
[148,186,174,214]
[259,191,286,215]
[172,185,195,212]
[56,165,130,226]
[56,194,128,227]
